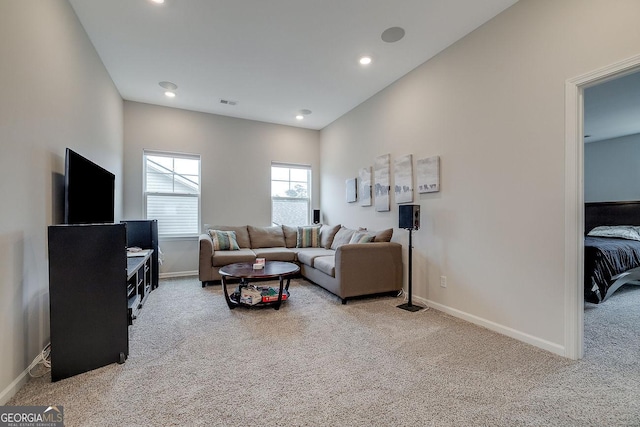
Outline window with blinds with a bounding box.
[271,163,311,226]
[144,151,200,237]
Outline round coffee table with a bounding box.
[219,261,300,310]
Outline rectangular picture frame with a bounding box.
[417,155,440,193]
[346,178,357,203]
[374,154,391,212]
[359,167,372,207]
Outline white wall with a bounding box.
[123,101,320,275]
[0,0,123,403]
[320,0,640,354]
[585,133,640,202]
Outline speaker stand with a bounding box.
[398,227,423,312]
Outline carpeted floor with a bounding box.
[8,277,640,426]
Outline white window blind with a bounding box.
[271,162,311,226]
[144,151,200,237]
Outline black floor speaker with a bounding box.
[399,204,420,230]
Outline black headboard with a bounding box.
[585,201,640,234]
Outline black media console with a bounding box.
[48,220,159,382]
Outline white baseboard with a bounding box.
[159,270,198,279]
[0,357,43,405]
[414,295,565,357]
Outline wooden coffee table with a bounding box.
[219,261,300,310]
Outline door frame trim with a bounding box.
[564,54,640,359]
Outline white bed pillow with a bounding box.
[587,225,640,241]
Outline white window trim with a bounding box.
[143,149,201,238]
[271,162,312,226]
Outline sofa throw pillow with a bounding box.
[297,225,321,248]
[282,225,298,248]
[373,228,393,242]
[207,225,251,248]
[209,230,240,250]
[349,231,375,244]
[330,227,356,250]
[319,224,341,249]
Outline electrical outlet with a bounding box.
[440,276,447,288]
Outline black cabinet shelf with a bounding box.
[126,250,153,323]
[48,222,157,382]
[121,220,159,289]
[48,224,129,382]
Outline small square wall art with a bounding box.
[417,155,440,193]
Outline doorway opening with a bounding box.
[565,54,640,359]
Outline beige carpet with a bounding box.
[8,277,640,426]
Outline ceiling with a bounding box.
[584,70,640,143]
[69,0,518,130]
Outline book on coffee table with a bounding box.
[259,287,288,303]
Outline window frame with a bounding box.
[271,162,312,226]
[143,150,201,238]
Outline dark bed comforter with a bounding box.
[584,236,640,303]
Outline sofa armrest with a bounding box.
[199,233,214,281]
[334,242,403,298]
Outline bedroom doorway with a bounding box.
[565,54,640,360]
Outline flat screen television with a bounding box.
[64,148,115,224]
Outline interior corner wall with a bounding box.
[0,0,123,403]
[122,101,321,275]
[319,0,640,354]
[585,133,640,202]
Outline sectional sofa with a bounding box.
[198,224,403,303]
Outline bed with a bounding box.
[585,201,640,303]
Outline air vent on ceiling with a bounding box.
[219,99,238,106]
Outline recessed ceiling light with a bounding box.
[159,81,177,98]
[149,0,165,4]
[359,56,372,66]
[381,27,405,43]
[296,109,312,120]
[159,81,177,91]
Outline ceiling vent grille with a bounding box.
[219,99,237,106]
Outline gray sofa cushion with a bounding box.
[330,227,356,250]
[252,247,296,261]
[319,224,341,249]
[248,225,286,248]
[349,231,375,244]
[282,225,298,248]
[206,225,251,248]
[211,249,256,267]
[295,248,335,267]
[313,256,335,277]
[373,228,393,242]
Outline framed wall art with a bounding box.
[359,167,372,207]
[417,155,440,193]
[394,154,413,204]
[374,154,390,212]
[346,178,357,203]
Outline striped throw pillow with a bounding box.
[349,231,375,244]
[209,230,240,251]
[296,226,321,248]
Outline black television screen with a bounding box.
[64,148,115,224]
